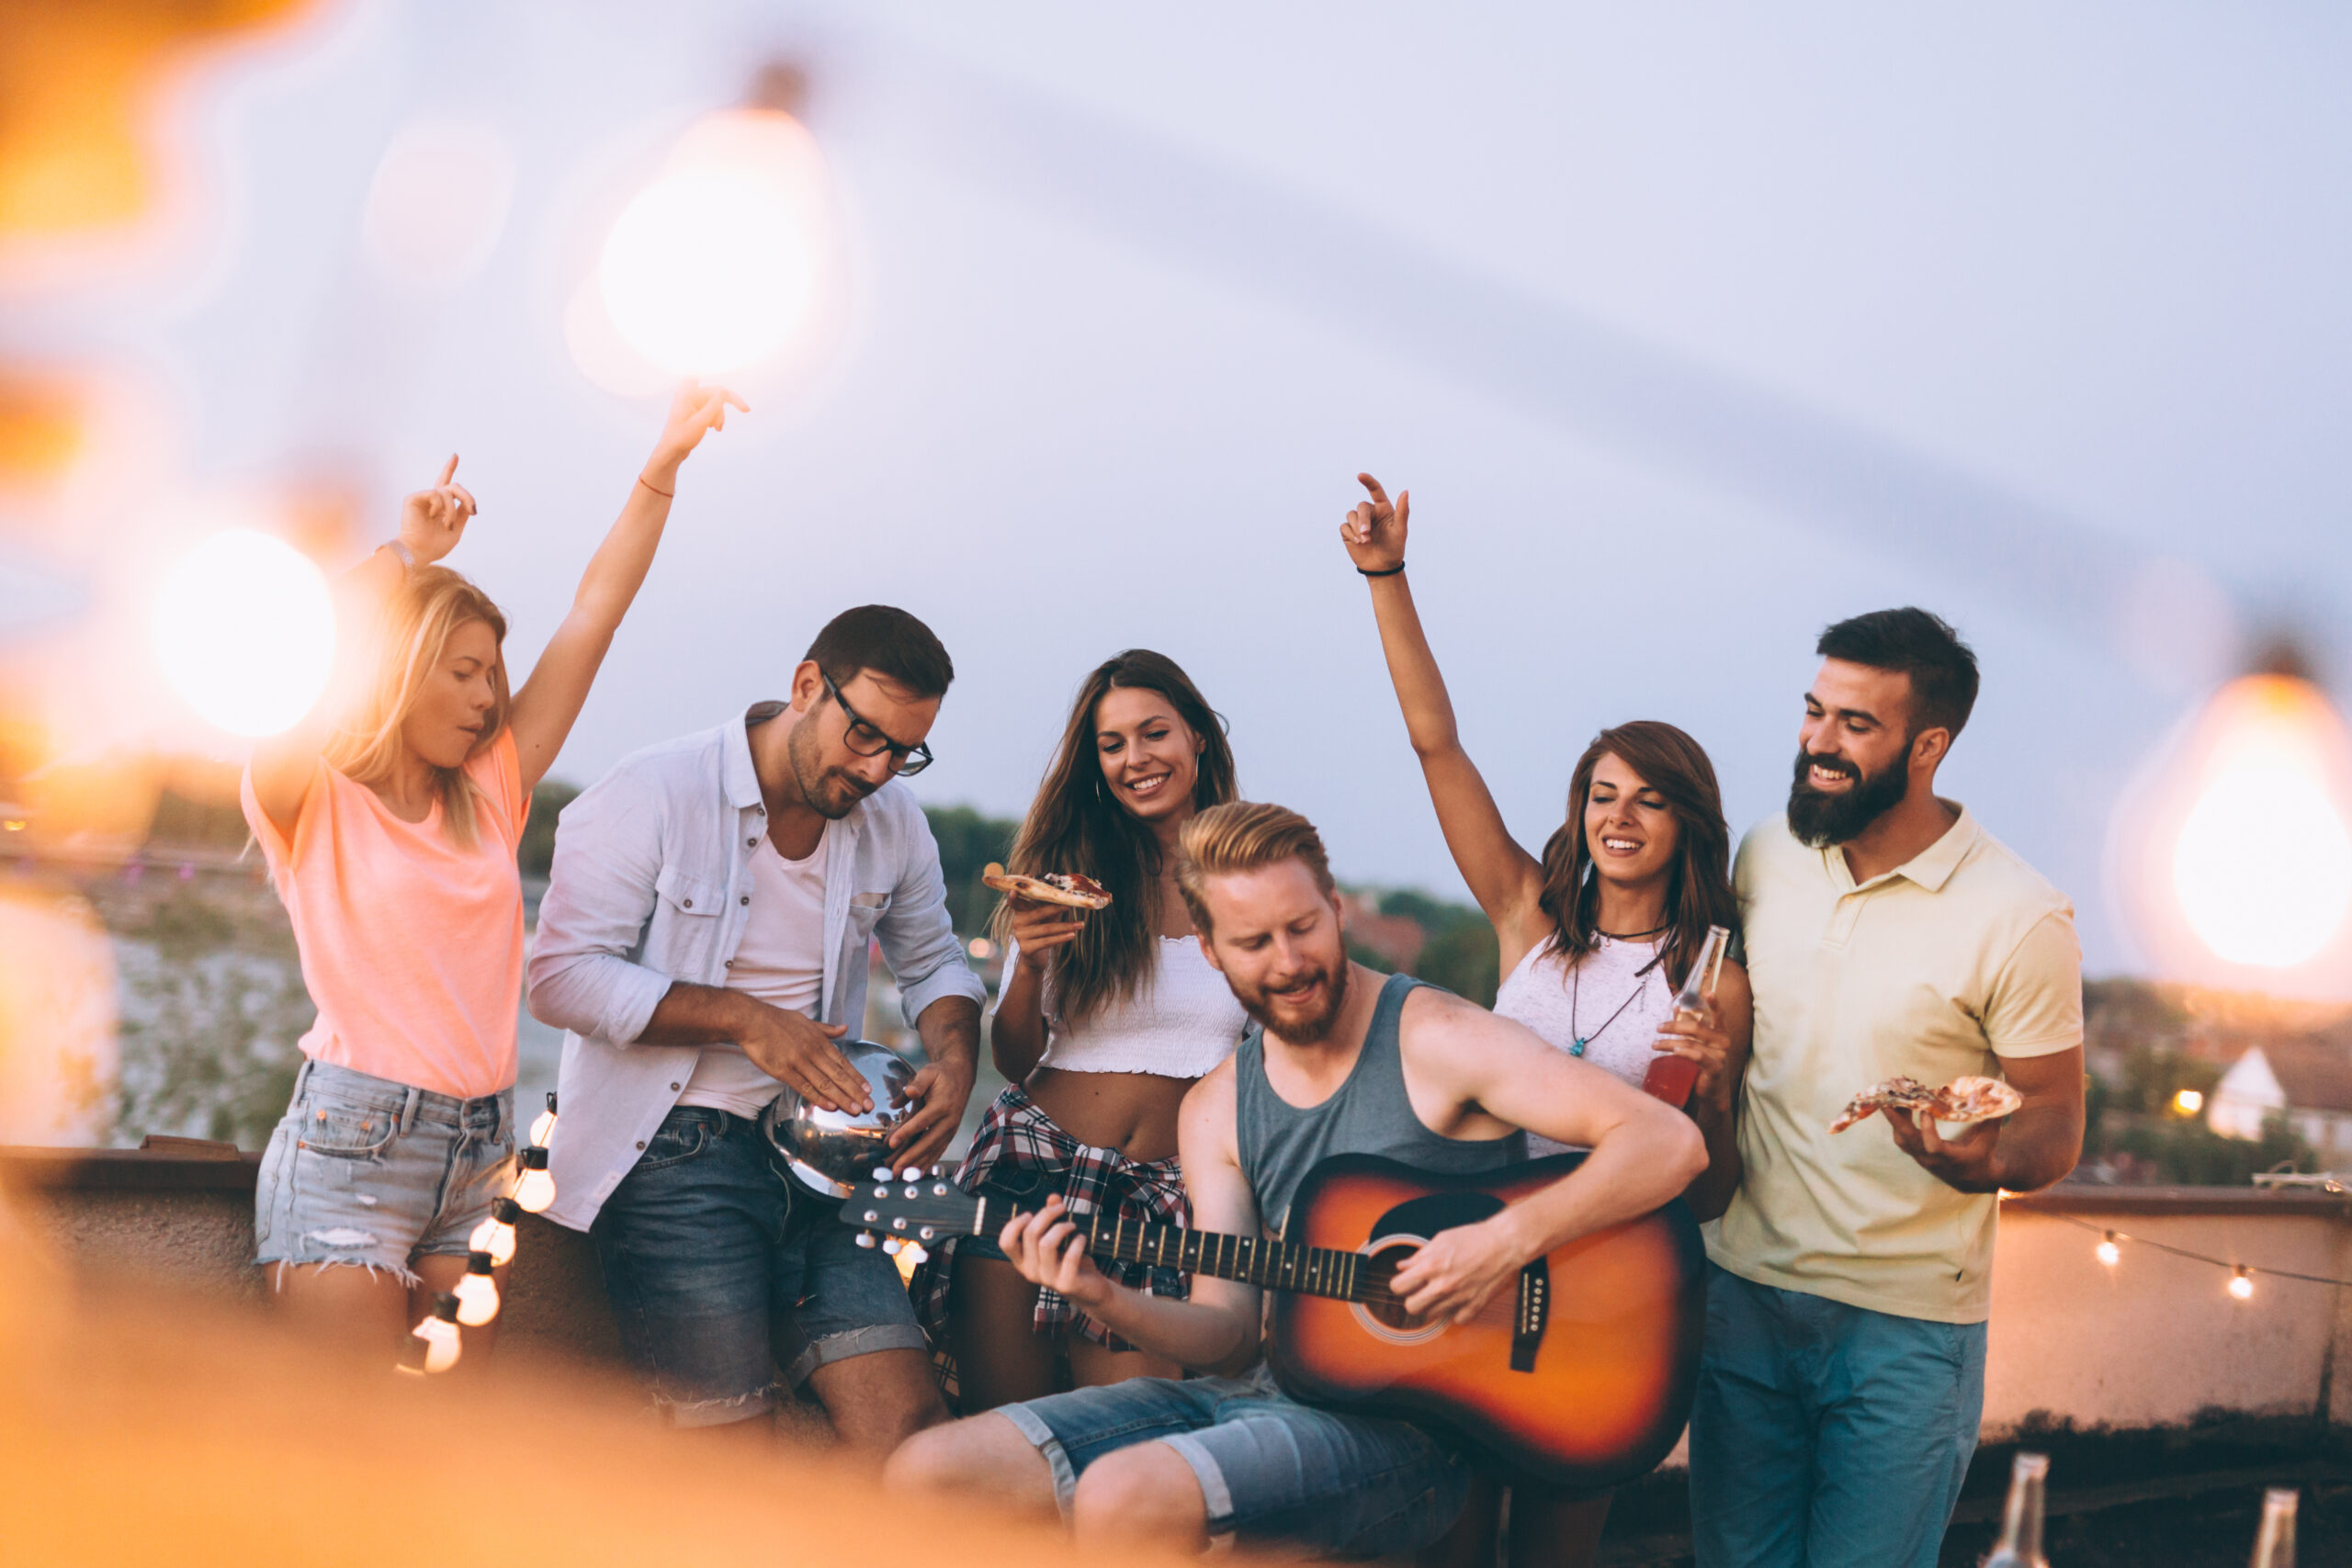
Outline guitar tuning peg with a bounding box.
[929,1164,945,1179]
[872,1167,895,1183]
[882,1236,902,1255]
[854,1231,877,1249]
[899,1167,922,1182]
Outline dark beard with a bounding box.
[1237,960,1351,1044]
[787,718,876,821]
[1785,746,1910,848]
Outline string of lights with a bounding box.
[2052,1211,2352,1295]
[396,1091,559,1374]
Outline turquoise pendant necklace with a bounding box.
[1568,937,1668,1057]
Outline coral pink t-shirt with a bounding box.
[241,730,528,1100]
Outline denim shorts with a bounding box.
[253,1059,516,1285]
[999,1364,1471,1557]
[590,1106,929,1427]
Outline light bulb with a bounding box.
[469,1197,521,1266]
[413,1292,462,1372]
[513,1145,556,1213]
[453,1251,502,1327]
[2230,1268,2256,1301]
[2096,1233,2121,1268]
[530,1090,559,1149]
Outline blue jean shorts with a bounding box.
[589,1106,929,1427]
[254,1059,516,1285]
[999,1364,1471,1557]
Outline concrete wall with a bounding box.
[1988,1190,2352,1433]
[2,1147,622,1371]
[10,1150,2352,1437]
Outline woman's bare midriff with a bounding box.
[1022,1065,1195,1162]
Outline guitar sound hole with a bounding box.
[1361,1240,1430,1333]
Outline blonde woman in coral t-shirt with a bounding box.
[243,382,743,1361]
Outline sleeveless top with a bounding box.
[1495,933,1675,1156]
[1236,972,1526,1236]
[998,934,1248,1078]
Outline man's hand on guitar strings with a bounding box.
[998,1196,1112,1311]
[1388,1215,1527,1325]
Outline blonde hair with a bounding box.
[1174,801,1335,938]
[322,565,511,846]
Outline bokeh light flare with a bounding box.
[151,529,335,737]
[594,110,831,379]
[2113,671,2352,996]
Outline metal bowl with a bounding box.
[758,1039,917,1197]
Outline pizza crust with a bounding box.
[981,862,1114,911]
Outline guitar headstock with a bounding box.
[836,1164,988,1254]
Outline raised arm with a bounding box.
[506,382,747,793]
[1340,474,1549,965]
[992,1066,1263,1375]
[246,460,478,840]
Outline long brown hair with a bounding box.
[993,649,1238,1022]
[1533,721,1737,989]
[322,566,511,847]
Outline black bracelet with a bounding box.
[1356,562,1406,577]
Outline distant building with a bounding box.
[1338,891,1426,974]
[2208,1042,2352,1159]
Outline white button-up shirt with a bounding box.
[526,702,986,1231]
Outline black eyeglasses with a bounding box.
[822,673,934,776]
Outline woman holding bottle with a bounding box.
[243,382,743,1360]
[1340,472,1751,1566]
[932,649,1246,1411]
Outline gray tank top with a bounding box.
[1237,971,1526,1235]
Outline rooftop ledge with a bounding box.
[7,1143,2351,1217]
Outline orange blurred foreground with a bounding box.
[0,1182,1162,1568]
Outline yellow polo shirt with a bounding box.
[1709,806,2082,1324]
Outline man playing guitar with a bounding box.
[887,802,1704,1557]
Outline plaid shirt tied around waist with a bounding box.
[919,1082,1191,1354]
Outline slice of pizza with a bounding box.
[1929,1075,2023,1126]
[981,862,1114,911]
[1827,1076,1940,1134]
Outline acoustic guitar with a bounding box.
[841,1151,1705,1489]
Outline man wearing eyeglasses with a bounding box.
[528,604,985,1456]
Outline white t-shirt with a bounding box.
[677,825,830,1116]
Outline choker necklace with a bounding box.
[1597,920,1672,941]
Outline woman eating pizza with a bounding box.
[927,649,1245,1411]
[242,381,742,1363]
[1339,473,1752,1568]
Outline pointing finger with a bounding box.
[437,454,459,486]
[722,389,750,413]
[1357,472,1390,507]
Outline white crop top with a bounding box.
[1494,932,1677,1156]
[997,934,1249,1078]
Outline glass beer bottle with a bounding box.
[2249,1487,2297,1568]
[1983,1451,2050,1568]
[1643,923,1728,1109]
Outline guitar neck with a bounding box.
[980,1199,1385,1304]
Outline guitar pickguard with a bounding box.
[1346,1190,1508,1345]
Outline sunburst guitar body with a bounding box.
[839,1150,1705,1489]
